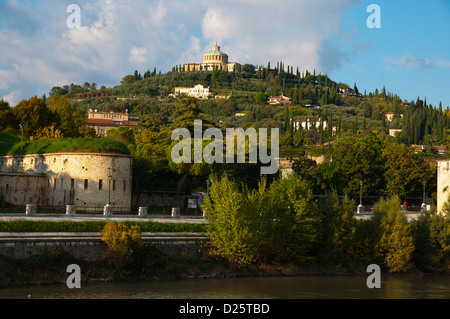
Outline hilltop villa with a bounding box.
[86,109,139,136]
[182,43,241,72]
[174,84,210,99]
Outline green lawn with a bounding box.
[0,131,22,156]
[0,131,130,156]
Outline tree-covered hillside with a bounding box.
[1,64,449,200]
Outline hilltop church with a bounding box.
[182,43,241,72]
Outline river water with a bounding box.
[0,275,449,299]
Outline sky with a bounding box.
[1,0,450,109]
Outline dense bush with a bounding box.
[204,174,450,273]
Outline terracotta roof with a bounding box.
[86,119,138,127]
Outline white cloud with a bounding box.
[3,90,22,106]
[384,54,450,71]
[384,54,431,70]
[0,69,18,90]
[0,0,363,105]
[200,0,362,71]
[129,46,149,66]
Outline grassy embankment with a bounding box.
[0,219,206,232]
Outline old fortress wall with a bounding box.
[437,160,450,214]
[0,152,132,211]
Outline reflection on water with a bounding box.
[0,275,449,299]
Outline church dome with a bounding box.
[203,43,228,64]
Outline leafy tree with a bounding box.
[30,124,63,141]
[318,192,359,267]
[120,75,134,85]
[382,142,433,197]
[166,98,215,206]
[263,174,318,264]
[48,86,69,97]
[0,99,17,130]
[412,210,450,272]
[331,134,385,196]
[46,95,86,138]
[373,196,415,273]
[106,126,135,146]
[101,222,142,274]
[13,96,56,137]
[204,173,318,267]
[204,174,262,267]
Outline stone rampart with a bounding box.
[0,152,132,211]
[0,233,208,261]
[437,160,450,214]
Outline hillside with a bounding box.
[11,66,445,195]
[60,67,449,150]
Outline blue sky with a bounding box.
[333,0,450,108]
[1,0,449,109]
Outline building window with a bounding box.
[99,179,103,190]
[123,180,126,192]
[71,179,74,190]
[84,179,88,190]
[112,180,116,191]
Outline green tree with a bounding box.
[101,222,142,275]
[203,174,261,267]
[13,96,56,137]
[263,174,318,264]
[412,210,450,272]
[318,192,360,267]
[373,196,415,273]
[0,99,17,130]
[382,142,433,197]
[204,173,318,267]
[332,134,385,196]
[46,95,86,138]
[106,126,135,146]
[166,98,215,207]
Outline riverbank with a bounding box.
[0,213,448,288]
[0,242,434,288]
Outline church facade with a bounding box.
[182,43,241,72]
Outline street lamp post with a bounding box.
[203,178,211,218]
[19,124,23,152]
[357,180,364,214]
[104,167,113,217]
[421,181,427,212]
[108,170,112,206]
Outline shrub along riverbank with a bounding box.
[1,170,449,288]
[0,210,448,288]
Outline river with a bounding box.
[0,275,448,299]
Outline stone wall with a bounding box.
[0,173,49,207]
[0,152,133,211]
[437,160,450,214]
[132,191,185,209]
[0,235,208,261]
